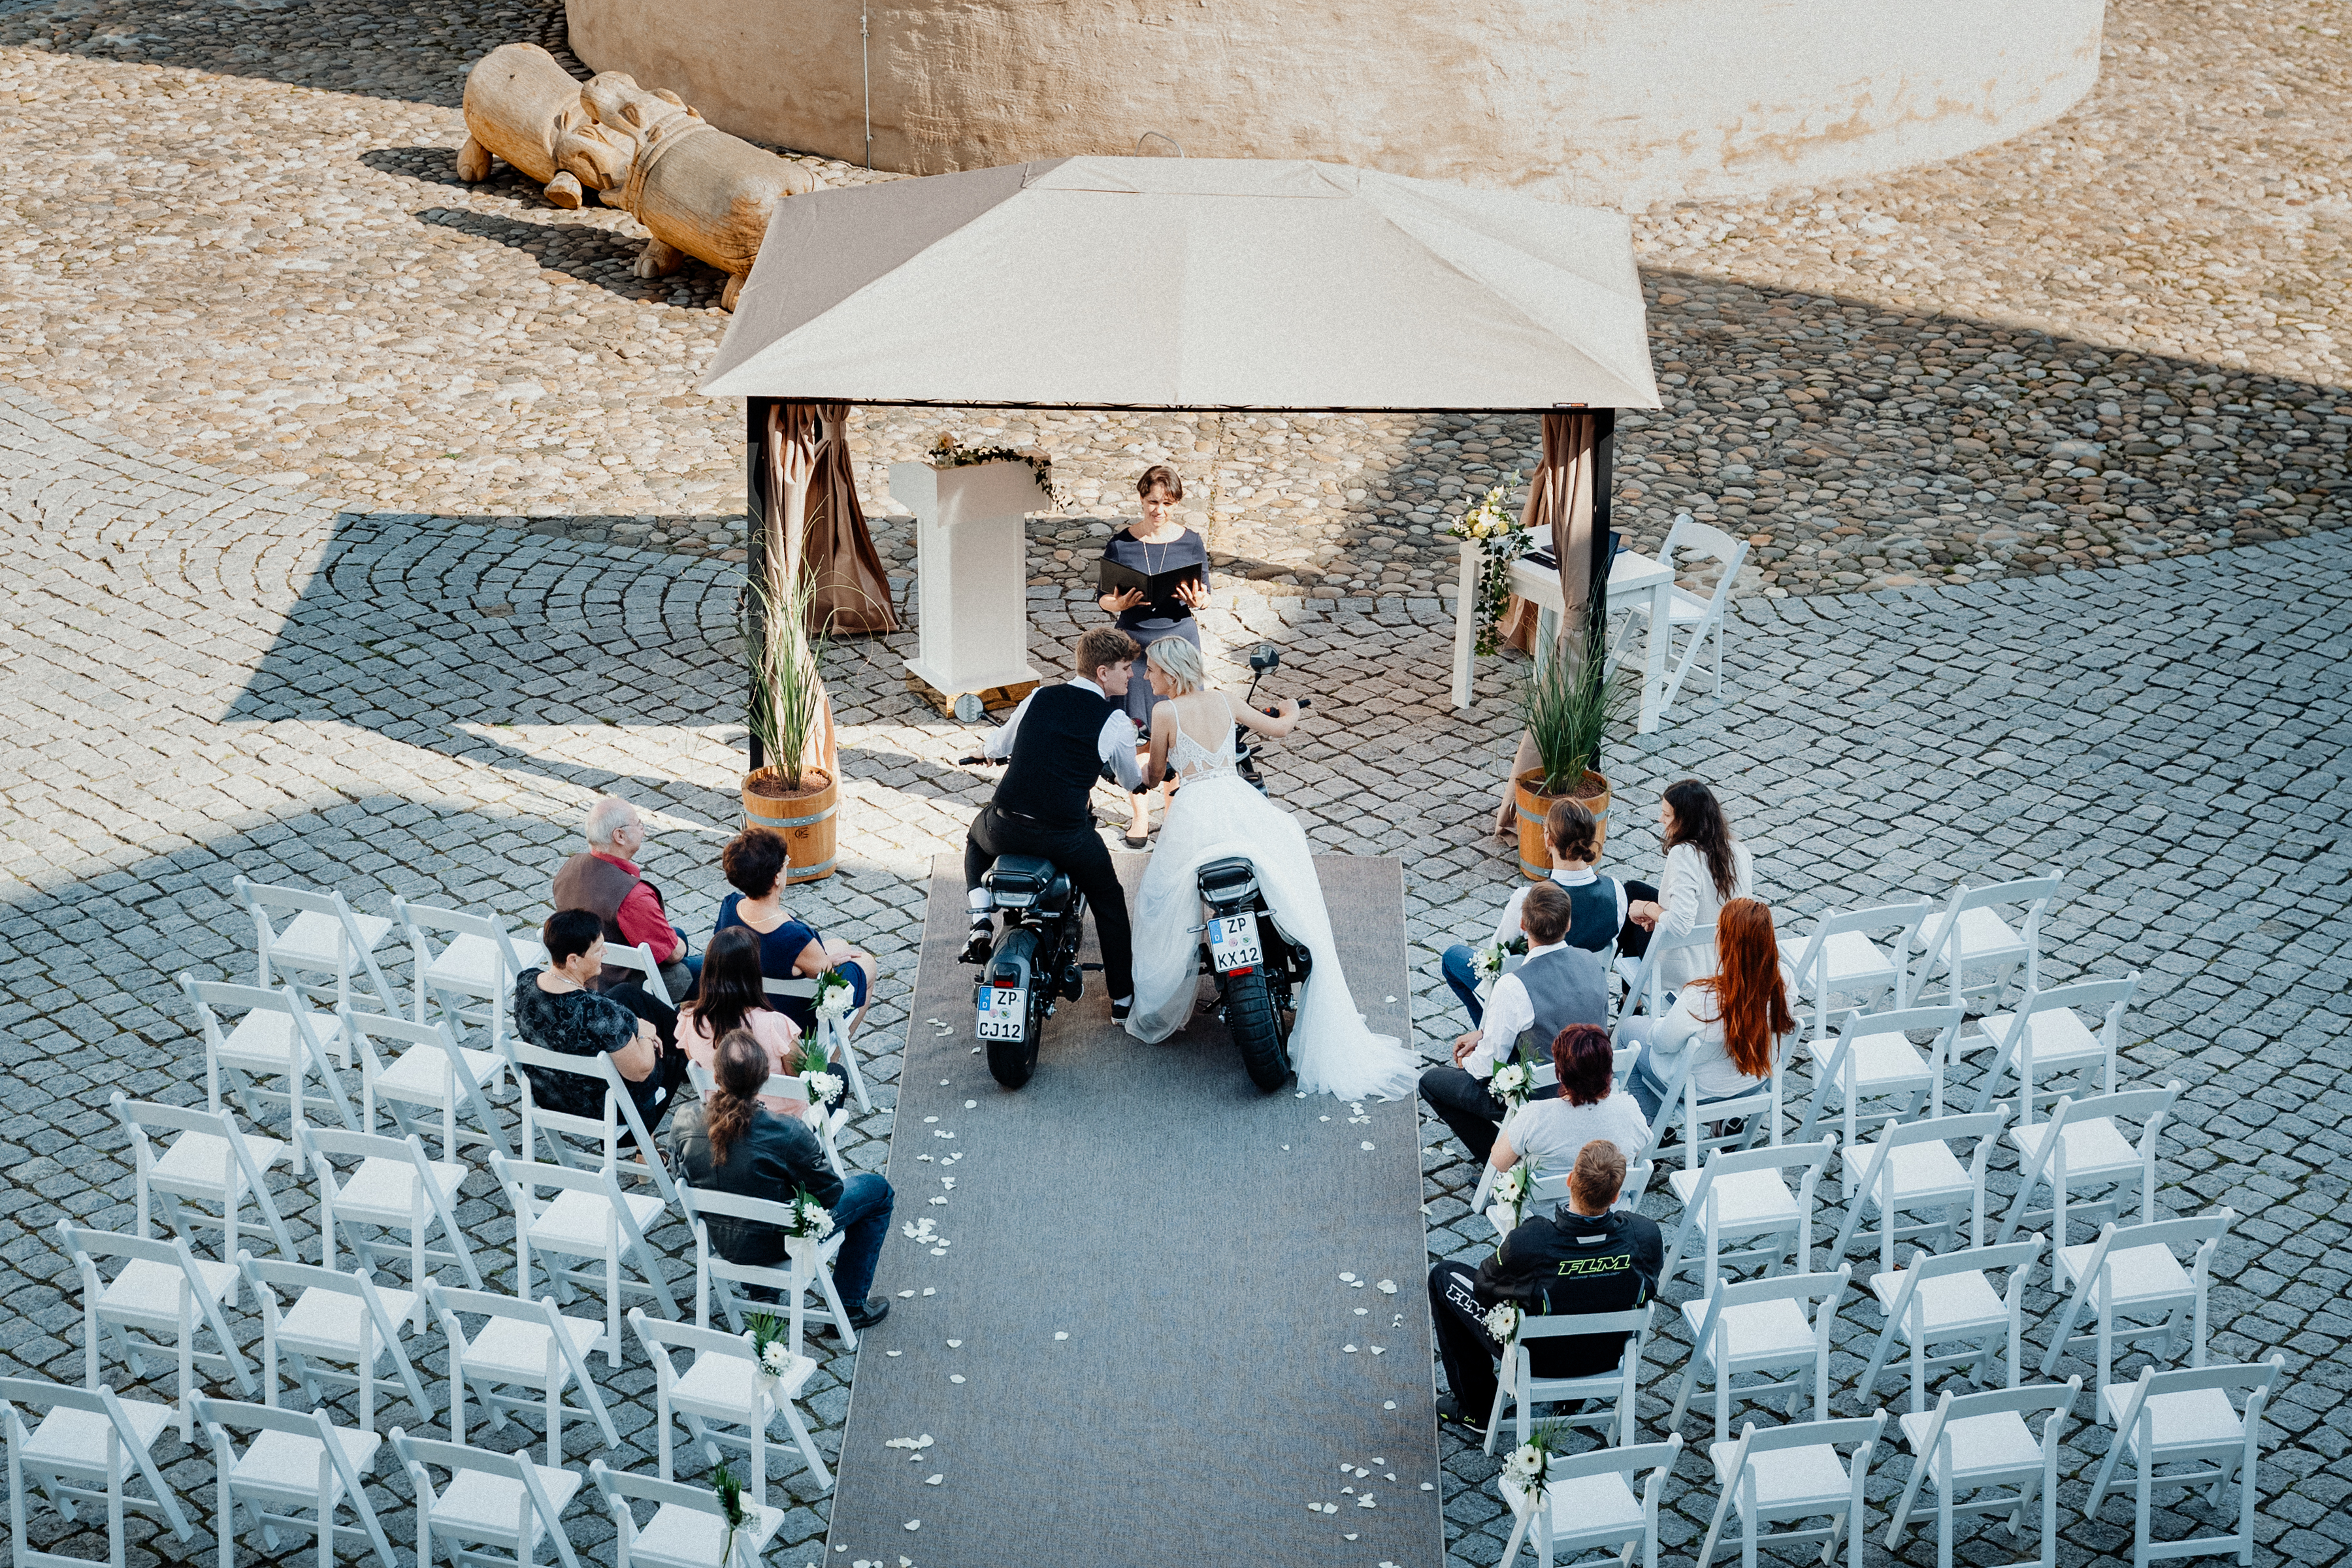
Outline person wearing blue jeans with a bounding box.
[668,1026,896,1330]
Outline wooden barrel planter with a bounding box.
[1512,767,1610,881]
[743,767,839,883]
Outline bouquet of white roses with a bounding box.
[1469,934,1528,992]
[1446,472,1527,657]
[813,966,857,1021]
[803,1070,843,1108]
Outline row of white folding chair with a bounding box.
[631,1308,831,1501]
[1776,870,2063,1027]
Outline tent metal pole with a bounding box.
[1589,408,1616,663]
[744,395,771,774]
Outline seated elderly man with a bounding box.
[552,793,698,1000]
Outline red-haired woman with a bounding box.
[1488,1024,1650,1180]
[1622,898,1795,1126]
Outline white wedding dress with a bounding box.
[1122,696,1421,1101]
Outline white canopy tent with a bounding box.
[700,155,1660,743]
[702,155,1660,411]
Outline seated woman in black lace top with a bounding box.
[512,908,688,1130]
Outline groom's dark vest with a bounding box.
[994,684,1117,830]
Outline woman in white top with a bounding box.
[1621,779,1756,998]
[1621,898,1796,1129]
[1489,1024,1650,1180]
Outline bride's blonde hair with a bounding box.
[1146,636,1209,696]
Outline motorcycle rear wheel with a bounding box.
[1224,963,1294,1093]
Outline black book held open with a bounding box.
[1098,559,1205,602]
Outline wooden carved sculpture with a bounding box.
[455,43,629,210]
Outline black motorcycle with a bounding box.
[966,853,1088,1090]
[1192,644,1313,1093]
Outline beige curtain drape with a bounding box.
[1500,412,1600,655]
[767,401,900,636]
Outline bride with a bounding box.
[1121,636,1421,1101]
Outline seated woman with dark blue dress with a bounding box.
[711,827,878,1036]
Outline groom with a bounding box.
[964,627,1149,1019]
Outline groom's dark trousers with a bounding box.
[965,802,1135,1002]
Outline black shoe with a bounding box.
[847,1297,890,1331]
[1110,998,1134,1022]
[1433,1394,1488,1439]
[959,927,992,964]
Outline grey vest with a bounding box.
[1512,945,1610,1060]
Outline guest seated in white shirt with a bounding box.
[1617,778,1756,1000]
[1488,1023,1651,1183]
[1438,798,1627,1025]
[1418,882,1609,1165]
[1621,898,1795,1130]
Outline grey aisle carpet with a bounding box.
[823,853,1442,1568]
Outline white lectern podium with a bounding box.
[889,459,1043,717]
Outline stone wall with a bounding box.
[566,0,2104,209]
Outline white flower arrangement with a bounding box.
[1445,472,1527,657]
[1482,1300,1522,1347]
[1491,1162,1531,1228]
[813,968,857,1021]
[1488,1060,1531,1111]
[1502,1420,1568,1505]
[745,1311,796,1390]
[782,1190,835,1241]
[759,1339,793,1380]
[804,1070,843,1106]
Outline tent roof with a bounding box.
[700,157,1659,412]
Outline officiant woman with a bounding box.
[1098,464,1210,847]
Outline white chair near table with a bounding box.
[392,1427,585,1568]
[302,1126,483,1322]
[1909,872,2065,1015]
[238,1253,436,1434]
[2040,1211,2232,1403]
[1669,1265,1853,1445]
[0,1375,197,1565]
[1491,1435,1681,1568]
[191,1395,400,1568]
[233,876,401,1026]
[1482,1304,1652,1456]
[1696,1412,1886,1568]
[423,1280,617,1468]
[590,1459,789,1568]
[109,1090,297,1269]
[57,1220,254,1440]
[1603,512,1752,723]
[1854,1237,2044,1418]
[2084,1354,2287,1568]
[1882,1379,2080,1568]
[629,1307,831,1499]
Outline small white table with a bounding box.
[1448,540,1675,733]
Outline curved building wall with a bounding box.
[566,0,2103,210]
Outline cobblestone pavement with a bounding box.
[2,0,2350,597]
[5,385,2350,1566]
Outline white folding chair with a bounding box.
[1494,1436,1681,1568]
[589,1460,787,1568]
[1657,1140,1837,1290]
[493,1152,680,1367]
[2084,1356,2286,1568]
[683,1062,848,1182]
[1855,1238,2044,1417]
[391,1428,583,1568]
[239,1254,434,1435]
[2040,1211,2232,1403]
[192,1396,399,1568]
[1606,512,1749,718]
[1995,1083,2183,1249]
[302,1126,483,1323]
[109,1090,296,1267]
[423,1280,617,1468]
[181,976,357,1134]
[1829,1107,2011,1277]
[233,875,400,1025]
[1779,901,1931,1040]
[764,973,872,1113]
[1611,922,1717,1030]
[1483,1305,1650,1456]
[511,1039,681,1211]
[57,1220,252,1440]
[1669,1266,1852,1444]
[0,1377,195,1565]
[683,1186,858,1354]
[393,897,546,1058]
[596,940,675,1008]
[1909,872,2064,1015]
[1652,1039,1792,1177]
[1792,1003,1966,1149]
[343,1007,511,1164]
[1965,973,2138,1119]
[629,1309,830,1499]
[1697,1413,1884,1568]
[1884,1379,2079,1568]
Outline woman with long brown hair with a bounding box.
[667,1028,897,1331]
[1618,779,1756,996]
[678,926,815,1115]
[1620,898,1794,1126]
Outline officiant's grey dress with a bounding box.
[1102,527,1208,727]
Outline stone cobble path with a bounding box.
[5,386,2350,1565]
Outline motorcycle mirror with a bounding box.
[1249,642,1281,672]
